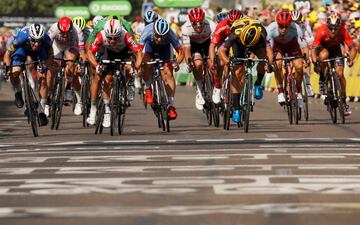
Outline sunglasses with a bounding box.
[107,36,119,40]
[279,24,289,29]
[329,26,338,31]
[192,21,204,27]
[30,38,42,44]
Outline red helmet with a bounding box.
[276,10,292,25]
[58,16,73,32]
[228,9,243,23]
[188,8,205,23]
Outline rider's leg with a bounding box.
[293,58,304,94]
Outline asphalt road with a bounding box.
[1,81,360,225]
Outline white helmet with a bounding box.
[92,16,103,27]
[29,23,45,40]
[104,19,122,37]
[290,10,302,21]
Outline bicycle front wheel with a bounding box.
[23,73,38,137]
[223,78,232,130]
[290,78,299,125]
[333,72,345,124]
[243,75,252,133]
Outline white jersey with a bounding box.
[181,19,216,46]
[298,21,314,45]
[48,22,84,49]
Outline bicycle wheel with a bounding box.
[23,73,38,137]
[243,75,252,133]
[223,77,232,130]
[81,71,90,127]
[95,101,105,134]
[204,69,213,126]
[333,72,345,124]
[158,79,169,132]
[213,105,220,127]
[110,78,119,136]
[290,77,299,124]
[302,78,309,121]
[326,75,337,124]
[118,76,127,135]
[51,73,65,130]
[284,82,293,124]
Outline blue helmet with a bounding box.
[154,18,170,36]
[144,11,158,25]
[216,12,228,23]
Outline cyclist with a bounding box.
[219,19,270,123]
[291,9,315,97]
[182,8,216,110]
[4,23,52,126]
[215,11,228,23]
[311,12,357,116]
[86,19,143,127]
[138,10,159,47]
[266,10,309,107]
[48,16,84,112]
[210,9,242,104]
[141,18,184,120]
[72,16,90,115]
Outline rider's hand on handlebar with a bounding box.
[348,59,354,68]
[173,62,180,72]
[95,64,103,74]
[187,62,193,73]
[313,61,321,74]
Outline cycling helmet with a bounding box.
[188,8,205,23]
[144,10,158,25]
[327,13,341,28]
[276,10,292,25]
[215,12,228,23]
[154,18,170,36]
[29,23,45,40]
[73,16,86,31]
[290,10,302,22]
[57,16,73,33]
[92,16,103,27]
[239,23,262,47]
[228,9,243,24]
[104,19,122,37]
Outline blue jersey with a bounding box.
[8,28,52,57]
[141,26,181,51]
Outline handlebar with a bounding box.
[101,59,133,65]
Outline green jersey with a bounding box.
[87,17,134,44]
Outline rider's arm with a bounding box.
[86,33,104,68]
[124,32,143,70]
[311,30,323,63]
[168,29,184,64]
[181,24,192,65]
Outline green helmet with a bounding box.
[73,16,86,30]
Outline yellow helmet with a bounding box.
[72,16,86,31]
[239,23,262,47]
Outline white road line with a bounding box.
[266,134,279,138]
[196,139,244,142]
[103,140,149,143]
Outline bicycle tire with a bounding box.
[223,77,232,130]
[23,72,38,137]
[243,74,252,133]
[158,79,168,132]
[95,101,105,134]
[333,72,345,124]
[110,78,119,136]
[302,78,309,121]
[326,74,337,124]
[284,81,293,124]
[204,68,213,126]
[290,77,299,125]
[118,75,127,135]
[81,69,90,127]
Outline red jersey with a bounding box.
[312,24,353,49]
[211,19,231,46]
[88,29,140,54]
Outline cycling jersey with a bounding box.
[138,23,153,48]
[266,21,307,49]
[143,29,182,61]
[224,23,267,58]
[48,22,84,49]
[181,19,216,46]
[87,18,134,44]
[312,24,354,49]
[298,21,314,45]
[7,28,52,66]
[88,29,140,54]
[211,19,231,46]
